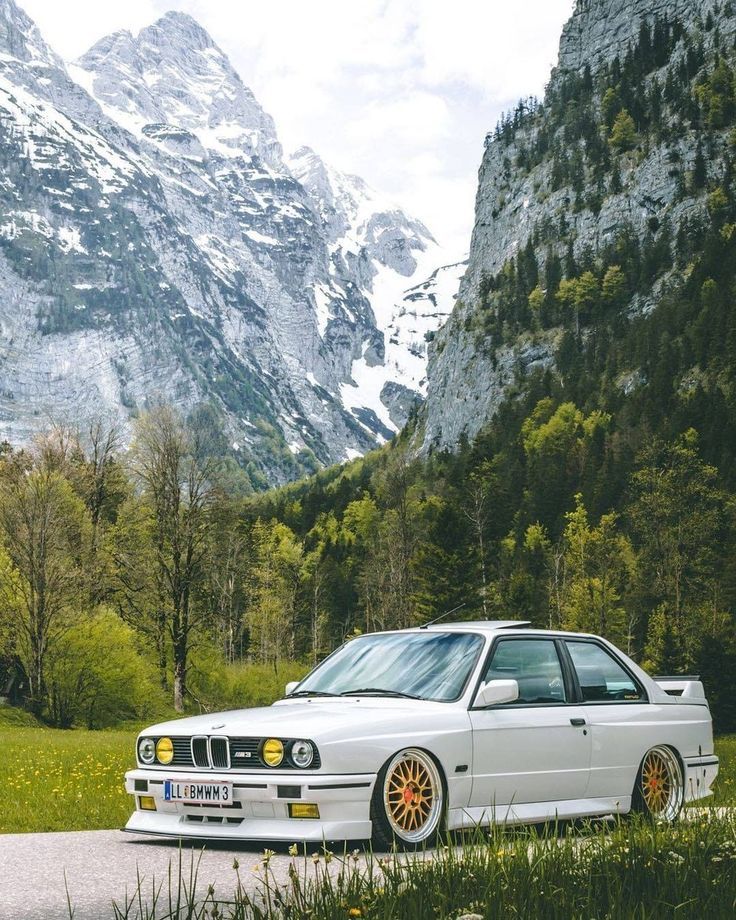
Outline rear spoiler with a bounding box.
[654,675,707,700]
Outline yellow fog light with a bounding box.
[156,737,174,765]
[262,738,284,767]
[139,795,157,811]
[289,803,320,819]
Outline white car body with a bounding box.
[124,623,719,843]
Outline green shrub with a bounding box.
[188,648,310,711]
[0,704,42,727]
[44,609,165,729]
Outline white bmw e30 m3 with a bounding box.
[124,622,719,848]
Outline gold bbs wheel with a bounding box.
[638,746,684,822]
[382,749,444,845]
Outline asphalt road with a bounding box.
[0,830,326,920]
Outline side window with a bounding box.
[484,639,567,705]
[566,641,645,703]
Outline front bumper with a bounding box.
[124,768,376,842]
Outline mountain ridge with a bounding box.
[0,0,458,485]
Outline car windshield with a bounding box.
[293,631,485,702]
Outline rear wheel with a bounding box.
[370,748,445,850]
[633,745,684,822]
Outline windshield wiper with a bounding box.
[286,689,340,698]
[340,688,424,699]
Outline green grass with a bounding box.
[713,734,736,806]
[0,722,135,833]
[106,814,736,919]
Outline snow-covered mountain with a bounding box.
[0,1,459,484]
[288,146,460,431]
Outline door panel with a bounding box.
[469,704,591,806]
[469,638,591,808]
[582,703,664,798]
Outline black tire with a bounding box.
[631,745,684,822]
[370,748,446,851]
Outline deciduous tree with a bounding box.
[129,407,215,711]
[0,455,90,714]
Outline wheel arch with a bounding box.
[636,741,686,778]
[392,742,447,768]
[376,744,450,801]
[633,742,686,820]
[370,744,449,849]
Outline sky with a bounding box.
[22,0,575,258]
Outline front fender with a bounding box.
[317,718,473,810]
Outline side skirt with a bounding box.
[448,796,632,830]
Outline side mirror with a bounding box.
[474,679,519,708]
[285,681,299,697]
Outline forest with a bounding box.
[0,397,734,734]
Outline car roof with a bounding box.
[402,621,601,639]
[414,620,532,632]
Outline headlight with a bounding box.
[156,737,174,765]
[290,740,314,768]
[138,737,155,764]
[262,738,284,767]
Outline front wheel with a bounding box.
[633,745,684,822]
[370,748,445,850]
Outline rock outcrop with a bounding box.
[422,0,736,452]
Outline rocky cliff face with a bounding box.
[422,0,736,452]
[0,1,457,485]
[557,0,724,73]
[75,13,283,167]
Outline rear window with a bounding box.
[566,641,645,703]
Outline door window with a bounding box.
[483,639,567,705]
[566,641,644,702]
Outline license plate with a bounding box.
[164,780,233,805]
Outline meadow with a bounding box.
[0,713,135,834]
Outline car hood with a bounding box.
[140,697,454,742]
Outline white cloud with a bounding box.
[346,92,451,145]
[412,0,572,99]
[21,0,161,52]
[19,0,575,256]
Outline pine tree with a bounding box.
[609,109,637,152]
[692,141,708,189]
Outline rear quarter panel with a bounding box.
[584,700,714,799]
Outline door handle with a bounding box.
[570,718,586,726]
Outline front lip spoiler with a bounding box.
[307,782,371,790]
[121,827,368,845]
[121,827,251,843]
